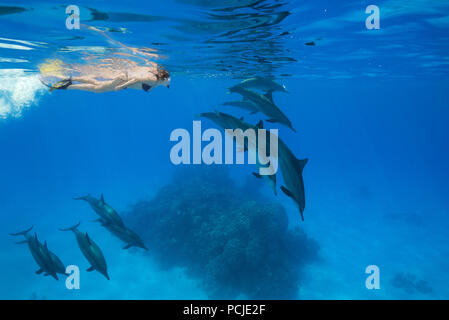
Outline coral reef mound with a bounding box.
[126,166,319,299]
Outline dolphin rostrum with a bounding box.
[93,218,148,251]
[74,194,124,227]
[60,222,110,280]
[228,86,295,132]
[10,226,61,280]
[229,77,288,93]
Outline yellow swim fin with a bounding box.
[49,78,72,92]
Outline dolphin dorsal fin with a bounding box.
[296,158,308,172]
[100,194,105,204]
[264,90,274,103]
[255,120,263,129]
[240,116,244,121]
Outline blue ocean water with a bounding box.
[0,0,448,299]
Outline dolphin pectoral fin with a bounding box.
[35,269,44,275]
[100,219,110,226]
[252,172,262,179]
[280,186,295,199]
[59,222,80,232]
[100,194,105,204]
[86,266,95,272]
[123,244,132,250]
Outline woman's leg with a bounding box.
[71,76,99,85]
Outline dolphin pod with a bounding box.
[76,193,148,251]
[60,222,110,280]
[10,193,148,281]
[204,77,308,220]
[10,226,66,280]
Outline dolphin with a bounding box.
[60,222,110,280]
[10,226,59,280]
[93,219,148,251]
[277,138,308,221]
[199,111,277,195]
[229,77,288,93]
[74,194,124,227]
[228,86,295,132]
[222,101,259,114]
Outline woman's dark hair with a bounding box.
[156,67,170,81]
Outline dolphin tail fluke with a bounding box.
[10,225,33,236]
[59,222,81,232]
